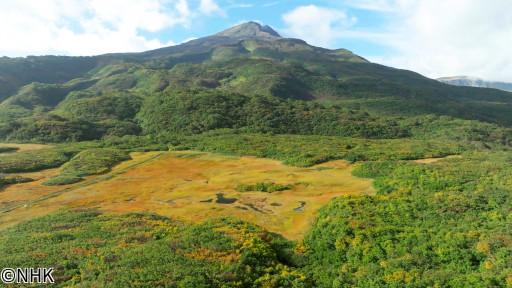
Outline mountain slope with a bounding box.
[0,56,98,101]
[438,76,512,92]
[1,22,512,142]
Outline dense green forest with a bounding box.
[137,89,409,138]
[1,22,511,287]
[0,210,308,287]
[2,86,512,144]
[305,153,512,287]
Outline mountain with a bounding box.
[1,22,512,142]
[438,76,512,92]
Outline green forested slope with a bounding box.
[0,210,307,287]
[0,56,98,101]
[1,22,512,143]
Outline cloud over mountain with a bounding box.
[282,5,357,47]
[0,0,223,56]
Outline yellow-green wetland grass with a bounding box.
[0,143,51,152]
[0,151,374,240]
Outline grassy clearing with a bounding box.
[0,151,373,240]
[0,143,50,152]
[0,152,162,229]
[413,154,463,164]
[44,148,131,186]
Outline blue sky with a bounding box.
[0,0,511,82]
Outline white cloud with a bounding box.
[0,0,223,56]
[349,0,512,82]
[199,0,225,16]
[282,5,357,47]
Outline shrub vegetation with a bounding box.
[0,210,308,287]
[237,182,294,193]
[303,152,512,287]
[44,148,130,185]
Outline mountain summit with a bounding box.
[141,21,366,64]
[216,21,281,40]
